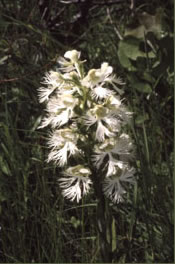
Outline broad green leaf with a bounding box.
[118,48,135,70]
[118,37,145,61]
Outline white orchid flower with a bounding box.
[38,71,63,102]
[83,105,121,141]
[47,128,81,166]
[64,50,81,63]
[39,94,79,128]
[103,167,135,203]
[59,165,92,203]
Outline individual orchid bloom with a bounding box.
[103,176,126,203]
[96,62,113,83]
[110,133,133,156]
[90,63,113,86]
[95,121,115,142]
[54,71,84,96]
[46,94,79,113]
[58,165,92,203]
[105,95,122,114]
[38,71,63,103]
[47,128,81,166]
[81,69,99,88]
[83,104,121,141]
[81,62,113,88]
[58,57,75,73]
[38,71,77,103]
[38,110,71,129]
[47,142,79,166]
[64,50,81,63]
[42,71,63,87]
[39,94,79,128]
[92,134,133,175]
[105,154,125,177]
[58,50,85,77]
[83,115,114,142]
[92,146,124,177]
[93,134,133,160]
[47,127,79,149]
[103,167,135,203]
[64,50,83,77]
[82,62,124,96]
[105,95,133,124]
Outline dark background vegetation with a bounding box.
[0,0,174,263]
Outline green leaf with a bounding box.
[118,37,145,61]
[117,46,134,70]
[135,114,149,125]
[0,156,11,176]
[133,82,152,93]
[112,217,117,252]
[0,55,9,65]
[142,72,156,83]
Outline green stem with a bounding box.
[81,197,86,262]
[91,171,112,263]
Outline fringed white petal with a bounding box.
[96,121,115,142]
[103,178,126,203]
[91,86,115,100]
[83,114,97,127]
[111,133,133,155]
[120,168,135,184]
[47,144,68,166]
[106,155,124,177]
[92,152,107,169]
[47,141,80,166]
[38,86,55,103]
[59,174,92,203]
[103,116,121,132]
[103,167,135,203]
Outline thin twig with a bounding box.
[0,61,56,84]
[130,0,135,10]
[94,0,125,5]
[106,7,123,40]
[60,0,124,5]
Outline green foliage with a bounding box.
[0,0,173,262]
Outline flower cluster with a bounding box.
[38,50,135,203]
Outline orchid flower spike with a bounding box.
[38,49,135,203]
